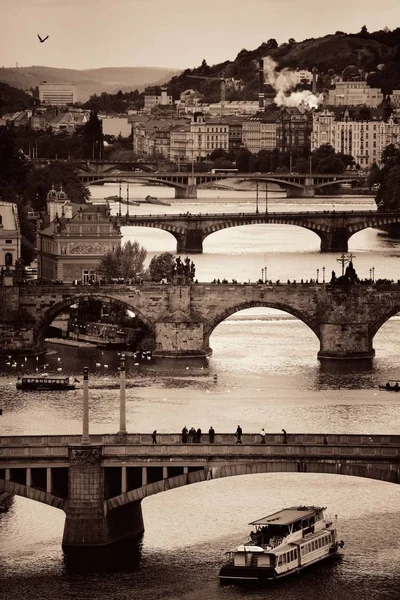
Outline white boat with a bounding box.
[219,505,343,583]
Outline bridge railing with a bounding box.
[1,433,399,448]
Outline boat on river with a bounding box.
[145,194,171,206]
[16,376,78,391]
[219,506,343,583]
[379,380,400,391]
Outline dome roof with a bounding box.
[342,65,362,81]
[56,185,68,201]
[46,185,58,200]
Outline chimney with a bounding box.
[312,67,318,95]
[258,59,265,110]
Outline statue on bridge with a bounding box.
[331,261,359,286]
[172,256,196,284]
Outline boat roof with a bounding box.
[249,506,325,527]
[21,376,69,380]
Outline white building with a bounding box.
[208,101,260,116]
[39,82,78,106]
[311,109,400,167]
[0,202,21,269]
[144,87,173,112]
[327,82,383,108]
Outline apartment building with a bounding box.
[327,81,383,107]
[242,112,279,153]
[276,107,313,154]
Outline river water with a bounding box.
[1,185,400,600]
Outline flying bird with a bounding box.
[37,34,49,43]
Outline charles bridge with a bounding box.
[115,209,400,253]
[2,282,400,360]
[1,432,399,549]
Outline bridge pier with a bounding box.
[153,321,211,358]
[286,186,315,198]
[175,185,197,199]
[175,231,204,253]
[319,230,349,252]
[318,323,375,360]
[62,447,144,549]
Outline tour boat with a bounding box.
[16,376,78,391]
[379,380,400,392]
[219,506,343,583]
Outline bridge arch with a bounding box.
[203,301,319,347]
[82,176,187,189]
[105,460,400,512]
[32,293,156,351]
[0,478,66,510]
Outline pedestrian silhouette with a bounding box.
[209,426,215,443]
[323,436,328,445]
[181,426,188,443]
[260,428,266,444]
[282,429,287,444]
[151,430,157,444]
[235,425,243,444]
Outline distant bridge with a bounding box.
[1,433,399,548]
[115,209,395,253]
[77,170,367,199]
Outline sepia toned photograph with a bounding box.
[1,1,400,598]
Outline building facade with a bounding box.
[311,109,400,167]
[242,113,278,153]
[276,108,313,154]
[0,202,21,269]
[37,189,121,282]
[39,82,78,106]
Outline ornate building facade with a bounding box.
[37,189,121,282]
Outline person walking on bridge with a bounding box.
[208,426,215,443]
[260,428,266,444]
[151,430,157,444]
[235,425,243,444]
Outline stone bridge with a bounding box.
[2,282,400,360]
[1,433,399,549]
[117,210,398,253]
[78,171,365,199]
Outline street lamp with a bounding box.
[316,268,319,283]
[261,268,264,283]
[322,266,325,283]
[265,265,267,283]
[265,183,268,214]
[369,268,372,282]
[256,180,259,214]
[372,267,375,283]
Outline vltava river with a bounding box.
[1,185,400,600]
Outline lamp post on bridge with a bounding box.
[82,367,90,445]
[322,266,325,283]
[261,268,264,283]
[256,180,259,214]
[372,267,375,283]
[118,353,127,435]
[265,183,268,214]
[316,268,319,283]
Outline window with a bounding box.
[5,239,12,244]
[5,252,13,267]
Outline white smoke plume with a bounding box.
[263,56,323,110]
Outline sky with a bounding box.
[1,0,400,71]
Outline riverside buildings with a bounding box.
[311,108,400,167]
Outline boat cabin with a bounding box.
[248,506,325,546]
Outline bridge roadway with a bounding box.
[4,281,400,360]
[1,433,399,549]
[78,170,366,198]
[116,209,399,253]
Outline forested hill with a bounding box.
[0,82,35,114]
[166,27,400,102]
[0,66,180,102]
